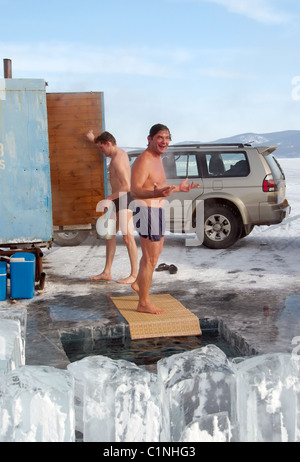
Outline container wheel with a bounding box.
[53,230,89,247]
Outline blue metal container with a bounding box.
[10,253,36,299]
[0,79,52,245]
[0,261,7,300]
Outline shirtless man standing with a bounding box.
[131,124,199,314]
[86,130,138,284]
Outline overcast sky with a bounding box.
[1,0,299,146]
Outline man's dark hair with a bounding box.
[94,131,117,145]
[149,124,172,141]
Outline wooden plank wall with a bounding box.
[47,92,105,227]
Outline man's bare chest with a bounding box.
[109,162,119,180]
[147,164,165,186]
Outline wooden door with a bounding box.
[47,92,106,228]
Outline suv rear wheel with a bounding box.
[203,203,241,249]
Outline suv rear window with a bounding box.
[204,152,250,178]
[265,155,285,180]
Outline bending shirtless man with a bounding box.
[131,124,199,314]
[86,130,138,284]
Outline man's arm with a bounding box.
[172,178,201,193]
[85,130,95,143]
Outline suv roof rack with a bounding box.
[172,143,249,148]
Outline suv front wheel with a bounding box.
[203,203,241,249]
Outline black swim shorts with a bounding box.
[112,192,134,214]
[133,206,165,242]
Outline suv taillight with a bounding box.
[262,174,276,192]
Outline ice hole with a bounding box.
[60,319,257,371]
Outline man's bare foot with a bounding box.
[137,302,165,315]
[117,275,137,285]
[89,272,112,281]
[131,280,139,293]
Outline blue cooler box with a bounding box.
[0,261,7,300]
[10,253,36,299]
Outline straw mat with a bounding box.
[110,293,202,340]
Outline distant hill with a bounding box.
[177,130,300,158]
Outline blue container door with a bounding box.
[0,79,53,244]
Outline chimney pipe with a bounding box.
[3,59,12,78]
